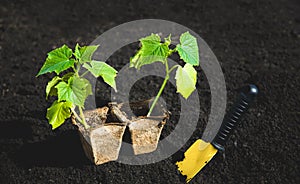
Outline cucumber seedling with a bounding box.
[37,44,117,129]
[130,32,199,117]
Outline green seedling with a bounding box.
[130,32,199,117]
[37,44,117,129]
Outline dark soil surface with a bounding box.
[0,0,299,183]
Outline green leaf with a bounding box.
[45,72,75,100]
[83,61,117,90]
[74,43,99,63]
[130,33,170,69]
[175,63,197,99]
[45,76,61,99]
[74,43,82,60]
[56,76,92,107]
[37,45,75,76]
[83,78,93,97]
[176,32,199,66]
[46,100,73,130]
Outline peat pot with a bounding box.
[72,99,169,165]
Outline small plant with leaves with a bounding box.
[37,44,117,129]
[130,32,199,117]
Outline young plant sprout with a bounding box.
[130,32,199,117]
[37,44,117,129]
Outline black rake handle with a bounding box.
[211,84,259,151]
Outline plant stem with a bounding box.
[169,64,180,73]
[72,61,88,129]
[72,66,77,74]
[147,75,169,117]
[73,60,80,77]
[78,106,89,129]
[76,61,81,74]
[71,108,83,123]
[80,70,89,77]
[147,61,170,117]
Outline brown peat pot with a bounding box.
[72,99,169,165]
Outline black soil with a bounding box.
[0,0,299,183]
